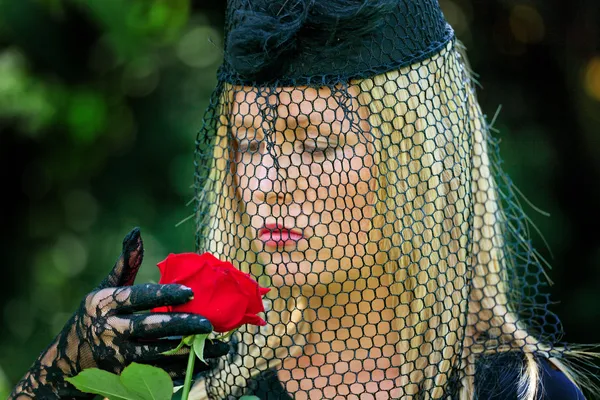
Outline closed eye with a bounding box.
[300,139,336,158]
[237,139,261,153]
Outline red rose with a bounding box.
[152,252,270,333]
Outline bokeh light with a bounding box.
[439,0,473,41]
[177,25,222,68]
[584,56,600,102]
[509,5,545,44]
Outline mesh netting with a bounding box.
[192,1,573,398]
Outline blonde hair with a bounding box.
[353,41,470,398]
[194,40,588,399]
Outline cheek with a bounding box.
[308,148,373,237]
[307,163,321,188]
[335,148,372,203]
[236,160,265,203]
[345,143,371,182]
[344,145,373,215]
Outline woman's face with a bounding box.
[230,86,375,288]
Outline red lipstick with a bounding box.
[258,223,303,247]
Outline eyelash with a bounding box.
[301,142,335,157]
[237,140,260,153]
[235,139,336,157]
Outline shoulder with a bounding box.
[475,352,586,400]
[243,353,586,399]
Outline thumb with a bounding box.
[97,227,144,289]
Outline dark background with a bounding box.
[1,0,599,395]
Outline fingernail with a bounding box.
[180,285,194,296]
[193,371,206,380]
[173,378,184,386]
[123,227,141,250]
[206,340,230,357]
[125,227,140,242]
[214,341,230,356]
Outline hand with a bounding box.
[9,228,228,399]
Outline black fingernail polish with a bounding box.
[123,227,141,250]
[215,341,230,356]
[180,285,194,295]
[206,340,230,358]
[173,378,184,386]
[193,372,205,380]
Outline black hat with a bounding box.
[221,0,453,85]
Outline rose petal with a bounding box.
[241,313,267,327]
[156,253,198,283]
[204,269,249,332]
[170,264,218,316]
[156,254,173,284]
[152,252,270,332]
[246,286,267,314]
[151,305,171,313]
[172,253,211,281]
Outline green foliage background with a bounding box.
[0,0,599,395]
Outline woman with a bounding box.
[193,0,592,398]
[194,50,586,400]
[10,0,594,399]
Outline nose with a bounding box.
[254,145,297,204]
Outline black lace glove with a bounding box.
[9,228,228,399]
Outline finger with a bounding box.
[120,338,230,364]
[129,338,229,361]
[204,339,231,359]
[121,340,229,382]
[115,283,194,314]
[97,227,144,290]
[88,283,193,315]
[156,342,228,382]
[114,312,213,339]
[156,356,214,382]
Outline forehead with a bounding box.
[230,85,361,115]
[232,86,328,105]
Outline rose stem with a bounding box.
[181,346,196,400]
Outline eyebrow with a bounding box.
[230,110,345,143]
[295,113,334,128]
[233,113,314,124]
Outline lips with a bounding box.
[258,224,303,247]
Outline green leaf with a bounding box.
[161,337,186,355]
[193,333,209,363]
[120,362,173,400]
[215,328,238,341]
[239,396,261,400]
[182,334,195,346]
[65,369,142,400]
